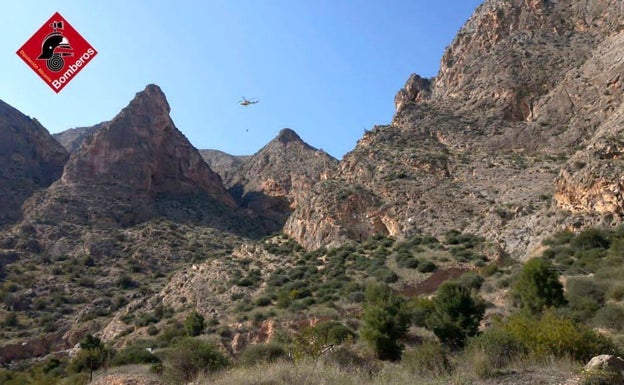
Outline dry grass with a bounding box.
[191,356,581,385]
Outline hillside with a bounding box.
[2,1,624,384]
[286,0,624,258]
[0,100,68,226]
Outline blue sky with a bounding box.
[2,1,482,159]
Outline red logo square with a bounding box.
[17,12,97,93]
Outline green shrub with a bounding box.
[396,252,419,269]
[567,278,607,305]
[410,297,435,327]
[238,343,287,366]
[467,325,526,368]
[402,340,451,377]
[496,311,615,361]
[581,369,624,385]
[254,296,272,307]
[236,278,254,287]
[511,258,566,314]
[457,272,484,291]
[110,346,160,366]
[314,321,356,345]
[116,275,136,289]
[607,285,624,301]
[543,230,574,246]
[418,260,437,273]
[593,304,624,332]
[426,281,485,349]
[360,282,410,361]
[571,228,610,252]
[161,337,229,383]
[184,311,205,336]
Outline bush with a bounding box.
[411,297,435,327]
[402,340,451,377]
[466,325,526,369]
[161,337,229,383]
[511,258,566,314]
[184,311,205,336]
[457,272,484,291]
[418,260,437,273]
[110,346,160,366]
[581,369,624,385]
[238,343,287,366]
[571,228,610,252]
[314,321,356,345]
[426,281,485,349]
[116,275,137,289]
[593,304,624,332]
[567,278,607,305]
[254,296,272,307]
[495,311,615,361]
[360,282,411,361]
[566,277,607,321]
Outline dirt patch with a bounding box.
[399,267,469,297]
[92,374,164,385]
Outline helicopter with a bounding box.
[239,97,259,106]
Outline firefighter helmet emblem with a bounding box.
[36,21,73,72]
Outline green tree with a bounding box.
[72,334,108,382]
[360,282,410,361]
[426,281,485,349]
[512,258,566,314]
[184,311,205,336]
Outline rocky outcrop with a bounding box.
[224,128,338,225]
[287,0,624,255]
[553,31,624,218]
[0,100,68,225]
[394,74,432,112]
[52,122,105,153]
[23,85,239,229]
[199,149,250,183]
[61,85,234,205]
[434,0,622,123]
[584,355,624,373]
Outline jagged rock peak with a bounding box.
[123,84,170,117]
[60,84,236,206]
[394,74,432,112]
[276,128,303,144]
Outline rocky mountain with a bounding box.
[286,0,624,256]
[199,149,250,185]
[23,85,241,232]
[215,128,338,224]
[0,100,68,226]
[52,122,106,153]
[3,0,624,381]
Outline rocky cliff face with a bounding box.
[199,150,250,185]
[23,85,238,229]
[286,0,624,255]
[211,128,338,226]
[62,85,234,204]
[0,100,68,225]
